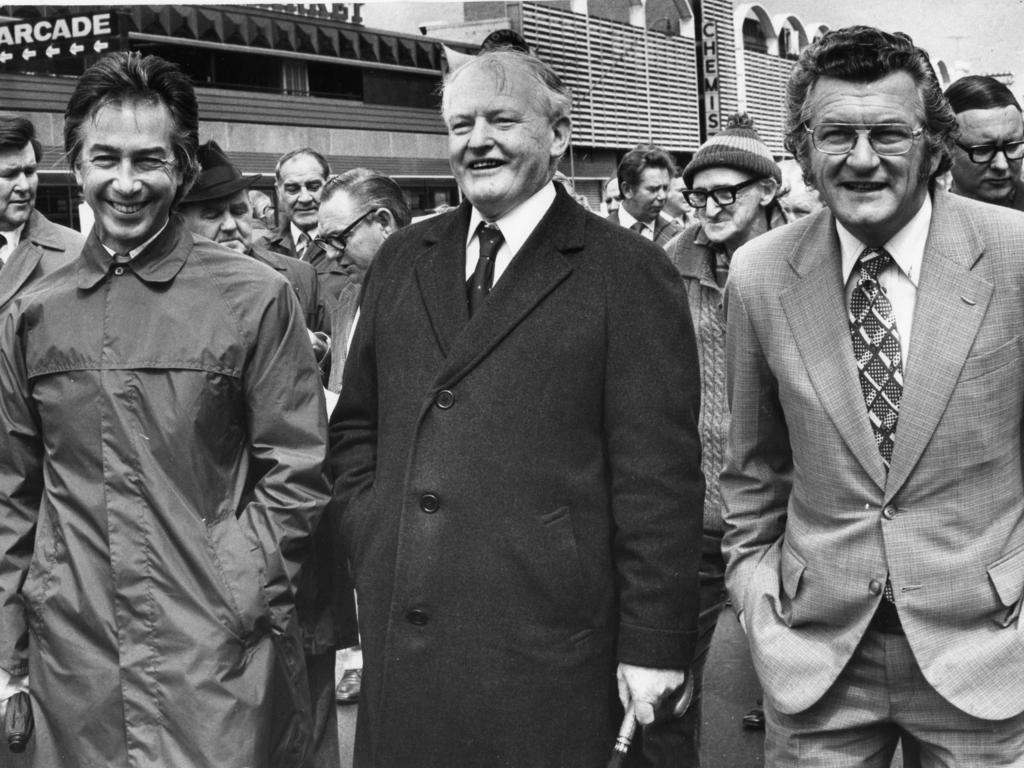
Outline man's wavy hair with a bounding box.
[784,26,957,185]
[64,51,200,207]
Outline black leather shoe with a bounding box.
[742,705,765,730]
[336,668,361,704]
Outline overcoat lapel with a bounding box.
[0,212,52,308]
[413,202,473,358]
[884,193,992,496]
[779,213,888,487]
[414,190,578,388]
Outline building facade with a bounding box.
[1,2,872,228]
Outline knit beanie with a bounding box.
[682,113,782,187]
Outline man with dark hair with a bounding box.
[330,48,703,767]
[0,117,82,311]
[609,144,683,246]
[263,147,331,260]
[722,26,1024,765]
[0,51,328,767]
[944,75,1024,209]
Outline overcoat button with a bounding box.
[881,505,896,520]
[113,266,125,276]
[420,493,440,513]
[435,390,455,409]
[868,580,883,596]
[406,609,429,625]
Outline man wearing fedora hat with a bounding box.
[180,140,358,768]
[180,140,331,343]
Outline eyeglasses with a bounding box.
[682,177,763,208]
[313,210,374,254]
[954,140,1024,164]
[804,123,923,156]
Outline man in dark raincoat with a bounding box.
[0,51,328,768]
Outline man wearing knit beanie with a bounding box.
[656,113,785,766]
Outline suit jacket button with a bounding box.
[868,579,883,596]
[435,390,455,409]
[881,505,896,520]
[420,493,440,513]
[406,609,429,626]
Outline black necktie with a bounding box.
[468,223,503,316]
[0,233,6,271]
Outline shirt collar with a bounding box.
[100,219,169,261]
[838,193,932,287]
[466,182,557,257]
[0,223,25,251]
[291,221,316,246]
[79,217,189,290]
[616,205,667,233]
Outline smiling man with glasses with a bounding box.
[944,75,1024,210]
[721,26,1024,767]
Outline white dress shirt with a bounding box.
[465,182,557,287]
[0,224,24,266]
[615,205,656,241]
[837,193,932,370]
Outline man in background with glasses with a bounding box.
[659,112,785,765]
[944,75,1024,210]
[721,26,1024,766]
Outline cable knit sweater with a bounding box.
[664,209,787,532]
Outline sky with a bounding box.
[754,0,1024,88]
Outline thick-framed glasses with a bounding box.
[683,177,763,208]
[313,209,373,254]
[954,140,1024,164]
[805,123,923,156]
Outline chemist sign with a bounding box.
[0,12,122,68]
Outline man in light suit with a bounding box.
[328,49,704,767]
[0,117,82,311]
[721,26,1024,766]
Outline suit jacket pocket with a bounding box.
[960,335,1021,382]
[988,542,1024,629]
[779,539,806,627]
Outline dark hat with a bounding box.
[682,113,782,187]
[181,140,262,204]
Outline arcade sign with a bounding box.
[0,12,121,67]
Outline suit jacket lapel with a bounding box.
[779,212,889,487]
[884,191,992,496]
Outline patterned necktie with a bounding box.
[849,247,904,468]
[468,223,504,317]
[296,231,310,260]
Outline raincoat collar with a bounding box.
[78,216,191,290]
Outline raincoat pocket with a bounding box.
[206,512,271,641]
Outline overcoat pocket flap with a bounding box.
[988,543,1024,608]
